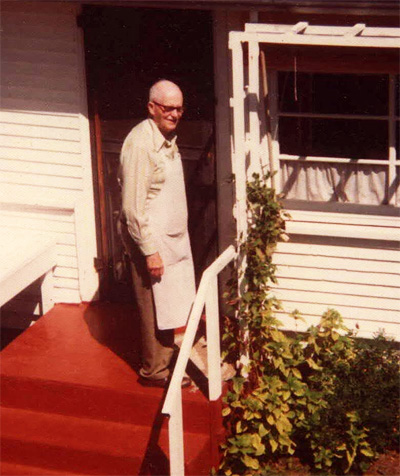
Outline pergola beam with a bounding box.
[244,23,400,48]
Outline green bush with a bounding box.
[219,174,400,476]
[333,333,399,454]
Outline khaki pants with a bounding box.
[128,241,174,380]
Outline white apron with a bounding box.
[148,148,196,330]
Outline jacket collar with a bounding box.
[149,118,177,153]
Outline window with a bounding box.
[274,72,399,206]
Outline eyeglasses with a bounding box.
[152,101,184,115]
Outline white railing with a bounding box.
[162,245,237,476]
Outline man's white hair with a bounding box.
[149,80,182,103]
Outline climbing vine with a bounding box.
[217,173,397,475]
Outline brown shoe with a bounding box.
[138,375,192,388]
[138,376,169,388]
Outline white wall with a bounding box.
[274,236,400,340]
[0,1,98,311]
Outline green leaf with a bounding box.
[291,368,302,379]
[282,390,291,401]
[272,357,281,369]
[258,423,269,437]
[252,434,266,456]
[276,420,285,435]
[236,420,243,433]
[222,407,231,417]
[269,438,278,453]
[233,377,245,393]
[332,331,339,341]
[267,414,275,425]
[306,358,322,370]
[228,446,240,454]
[360,448,374,458]
[241,455,260,470]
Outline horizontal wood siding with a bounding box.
[273,240,400,340]
[0,206,80,305]
[0,2,93,313]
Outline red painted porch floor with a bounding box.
[0,303,216,475]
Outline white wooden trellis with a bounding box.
[229,22,400,247]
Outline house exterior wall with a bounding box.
[0,1,98,312]
[0,1,398,340]
[227,11,399,340]
[274,240,399,340]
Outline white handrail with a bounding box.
[162,245,237,476]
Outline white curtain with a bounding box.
[281,162,398,205]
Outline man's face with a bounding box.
[148,88,184,138]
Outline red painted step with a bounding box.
[0,303,220,475]
[1,374,211,434]
[1,407,211,475]
[0,462,75,475]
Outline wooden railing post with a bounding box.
[168,390,184,476]
[206,275,222,401]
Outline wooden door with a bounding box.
[82,6,217,300]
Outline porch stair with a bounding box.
[0,303,216,475]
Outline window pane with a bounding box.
[279,117,388,160]
[279,72,388,116]
[395,75,400,117]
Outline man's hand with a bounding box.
[146,252,164,279]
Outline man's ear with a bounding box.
[147,102,155,117]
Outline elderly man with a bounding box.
[119,80,195,387]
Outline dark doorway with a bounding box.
[82,6,217,300]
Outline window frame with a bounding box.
[269,70,399,206]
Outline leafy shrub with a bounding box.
[333,333,399,454]
[219,174,400,475]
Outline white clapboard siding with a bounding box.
[0,2,99,313]
[1,98,81,114]
[0,221,76,246]
[273,289,397,312]
[273,239,400,340]
[0,110,79,129]
[0,124,81,142]
[57,255,78,269]
[0,135,82,154]
[0,160,82,179]
[0,172,83,191]
[2,36,78,55]
[276,241,400,261]
[2,86,79,108]
[276,277,398,300]
[275,254,400,274]
[286,222,399,241]
[0,147,82,167]
[1,63,76,85]
[276,313,400,341]
[0,209,78,272]
[277,302,399,323]
[276,265,398,287]
[54,288,81,304]
[55,267,79,279]
[57,244,79,258]
[286,210,400,242]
